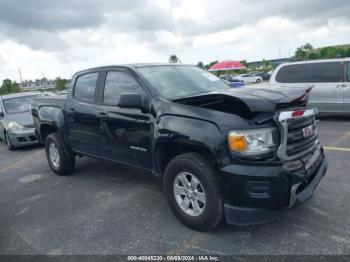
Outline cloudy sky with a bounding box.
[0,0,349,81]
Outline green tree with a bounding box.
[197,61,205,69]
[308,52,320,60]
[295,47,306,60]
[294,43,314,60]
[205,61,218,70]
[346,48,350,57]
[54,77,68,91]
[337,48,346,58]
[304,43,313,52]
[169,54,180,63]
[0,79,21,95]
[262,59,272,70]
[239,60,247,67]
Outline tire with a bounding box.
[256,78,262,83]
[45,133,75,175]
[163,152,223,231]
[5,132,15,151]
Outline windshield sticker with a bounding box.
[202,72,219,82]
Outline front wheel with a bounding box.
[163,153,223,231]
[45,133,75,175]
[256,78,262,83]
[5,132,15,151]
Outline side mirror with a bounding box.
[118,93,143,110]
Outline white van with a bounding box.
[270,58,350,114]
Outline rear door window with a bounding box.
[309,62,341,83]
[276,62,341,83]
[74,73,99,102]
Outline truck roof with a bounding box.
[277,57,350,66]
[73,63,193,76]
[0,91,41,100]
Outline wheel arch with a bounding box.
[39,123,58,143]
[156,141,218,176]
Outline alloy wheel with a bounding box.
[173,172,206,217]
[49,142,60,168]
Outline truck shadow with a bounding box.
[318,115,350,121]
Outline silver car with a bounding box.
[270,58,350,114]
[0,92,42,150]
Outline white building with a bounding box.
[20,79,56,90]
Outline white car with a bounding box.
[234,74,263,84]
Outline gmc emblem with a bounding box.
[302,125,314,138]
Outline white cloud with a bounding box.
[0,0,349,81]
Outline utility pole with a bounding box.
[18,67,23,84]
[42,71,47,89]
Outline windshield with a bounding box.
[137,65,229,99]
[2,95,38,115]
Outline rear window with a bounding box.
[276,62,342,83]
[2,95,39,115]
[74,73,98,102]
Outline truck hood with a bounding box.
[174,85,312,116]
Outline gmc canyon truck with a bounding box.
[31,64,327,230]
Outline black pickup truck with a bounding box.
[31,64,327,230]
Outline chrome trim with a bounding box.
[276,108,318,161]
[289,182,301,207]
[278,108,317,122]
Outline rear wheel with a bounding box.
[256,78,262,83]
[5,132,15,151]
[164,153,223,231]
[45,133,75,175]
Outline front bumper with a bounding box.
[221,146,327,225]
[7,128,39,148]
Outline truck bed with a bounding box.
[31,94,67,110]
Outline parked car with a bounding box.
[32,64,327,230]
[223,79,245,88]
[252,72,271,81]
[270,58,350,114]
[0,92,42,150]
[234,74,263,84]
[219,74,237,81]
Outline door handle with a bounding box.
[336,84,347,88]
[70,108,75,111]
[99,112,108,120]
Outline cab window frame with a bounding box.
[101,69,145,107]
[72,71,100,103]
[346,62,350,82]
[0,101,4,117]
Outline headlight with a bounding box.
[8,121,24,131]
[228,127,277,158]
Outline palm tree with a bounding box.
[169,55,179,63]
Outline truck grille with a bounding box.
[286,116,317,156]
[277,108,319,160]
